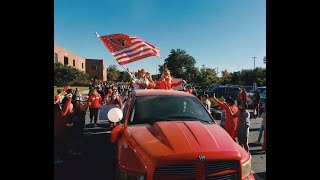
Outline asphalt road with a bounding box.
[215,117,266,180]
[54,104,266,180]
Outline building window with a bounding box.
[73,60,75,66]
[92,65,98,70]
[64,56,68,65]
[54,53,58,63]
[82,63,84,69]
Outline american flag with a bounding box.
[99,33,160,65]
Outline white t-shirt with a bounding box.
[205,99,211,111]
[132,78,149,90]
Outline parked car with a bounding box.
[206,85,240,99]
[110,89,255,180]
[242,86,253,93]
[260,89,266,101]
[248,87,266,98]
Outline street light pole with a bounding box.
[253,57,257,70]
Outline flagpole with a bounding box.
[95,32,133,78]
[119,64,132,76]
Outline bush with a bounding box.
[54,63,90,86]
[72,80,91,87]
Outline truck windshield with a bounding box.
[129,96,214,125]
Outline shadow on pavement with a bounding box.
[254,171,266,180]
[250,149,266,155]
[54,133,117,180]
[249,128,260,131]
[249,142,262,147]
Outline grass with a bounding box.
[54,86,88,97]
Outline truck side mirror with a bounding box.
[111,124,123,143]
[108,108,124,143]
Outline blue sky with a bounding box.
[54,0,265,75]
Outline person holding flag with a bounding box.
[131,69,150,90]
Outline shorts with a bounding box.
[237,127,249,145]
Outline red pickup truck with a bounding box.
[110,89,254,180]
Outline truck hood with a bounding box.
[127,121,241,161]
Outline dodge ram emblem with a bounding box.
[199,155,205,161]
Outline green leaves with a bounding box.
[107,65,120,81]
[54,63,89,86]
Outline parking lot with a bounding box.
[54,108,266,180]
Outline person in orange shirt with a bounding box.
[213,93,239,141]
[87,89,102,127]
[155,69,185,90]
[237,86,248,106]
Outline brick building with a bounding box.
[54,44,86,72]
[54,45,107,81]
[85,59,107,82]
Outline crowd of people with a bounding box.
[211,86,266,153]
[53,68,266,165]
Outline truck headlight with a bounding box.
[117,169,146,180]
[241,156,252,179]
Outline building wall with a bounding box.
[85,59,107,82]
[54,45,86,72]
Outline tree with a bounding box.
[198,67,219,88]
[254,67,266,86]
[230,71,241,85]
[159,49,196,82]
[107,65,120,81]
[54,63,90,86]
[220,70,232,85]
[118,71,130,82]
[238,68,266,86]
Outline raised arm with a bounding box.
[212,93,227,109]
[171,80,186,87]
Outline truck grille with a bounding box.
[155,164,196,175]
[205,160,239,174]
[206,172,239,180]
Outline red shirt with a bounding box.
[54,94,61,104]
[240,91,248,101]
[155,79,183,90]
[64,85,70,93]
[213,98,239,137]
[87,94,102,108]
[54,97,72,143]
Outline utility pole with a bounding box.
[253,57,257,70]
